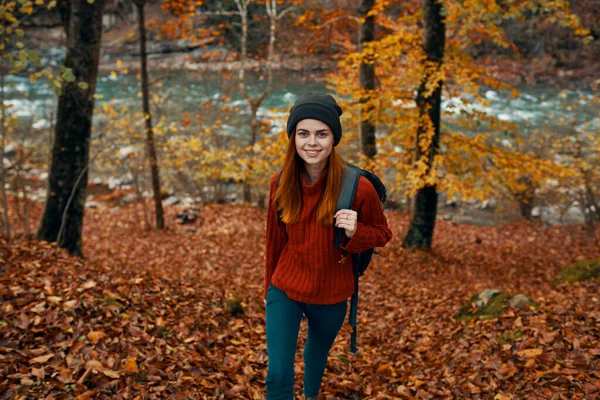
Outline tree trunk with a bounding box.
[243,102,259,203]
[0,74,11,239]
[359,0,376,159]
[515,175,535,220]
[132,166,150,231]
[35,0,106,256]
[237,0,277,204]
[21,149,31,238]
[402,0,445,249]
[582,170,597,241]
[136,1,164,229]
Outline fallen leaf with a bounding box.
[525,358,536,368]
[74,391,97,400]
[124,356,138,373]
[87,331,107,344]
[31,367,45,380]
[103,368,120,379]
[80,280,97,291]
[517,348,543,358]
[64,299,78,309]
[85,359,105,372]
[29,353,54,364]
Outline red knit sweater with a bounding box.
[264,170,393,304]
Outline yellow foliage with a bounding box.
[328,0,592,207]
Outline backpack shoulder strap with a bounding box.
[338,164,366,354]
[335,164,360,250]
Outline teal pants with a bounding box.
[265,284,347,399]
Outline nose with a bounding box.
[308,134,318,146]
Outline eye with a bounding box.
[318,132,329,138]
[298,131,308,137]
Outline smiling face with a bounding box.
[294,119,334,171]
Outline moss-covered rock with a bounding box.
[224,296,244,316]
[553,258,600,285]
[509,293,531,309]
[455,289,536,322]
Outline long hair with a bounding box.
[274,133,345,226]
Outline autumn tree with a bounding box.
[0,1,72,238]
[401,0,445,248]
[158,0,296,204]
[133,0,165,229]
[329,0,590,248]
[358,0,376,159]
[36,0,106,256]
[526,88,600,240]
[0,0,44,239]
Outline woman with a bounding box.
[264,92,392,400]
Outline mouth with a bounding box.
[304,149,321,157]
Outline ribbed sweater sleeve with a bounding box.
[264,172,287,299]
[341,176,393,254]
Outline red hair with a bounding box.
[274,133,345,226]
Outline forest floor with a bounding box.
[0,199,599,399]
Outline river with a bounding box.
[4,70,599,138]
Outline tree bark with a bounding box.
[359,0,376,158]
[35,0,106,256]
[0,74,11,240]
[515,175,535,220]
[135,0,164,229]
[402,0,445,249]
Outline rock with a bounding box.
[456,289,539,321]
[85,201,101,209]
[220,193,238,204]
[108,173,134,189]
[553,258,600,285]
[480,199,497,210]
[445,200,458,208]
[509,294,532,309]
[224,297,244,316]
[2,143,15,157]
[175,208,199,225]
[456,289,508,321]
[181,197,196,206]
[164,195,180,206]
[108,176,120,190]
[531,207,541,218]
[120,193,138,205]
[119,145,137,159]
[186,227,197,233]
[32,119,51,130]
[476,289,502,308]
[456,289,507,321]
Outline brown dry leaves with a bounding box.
[0,203,598,399]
